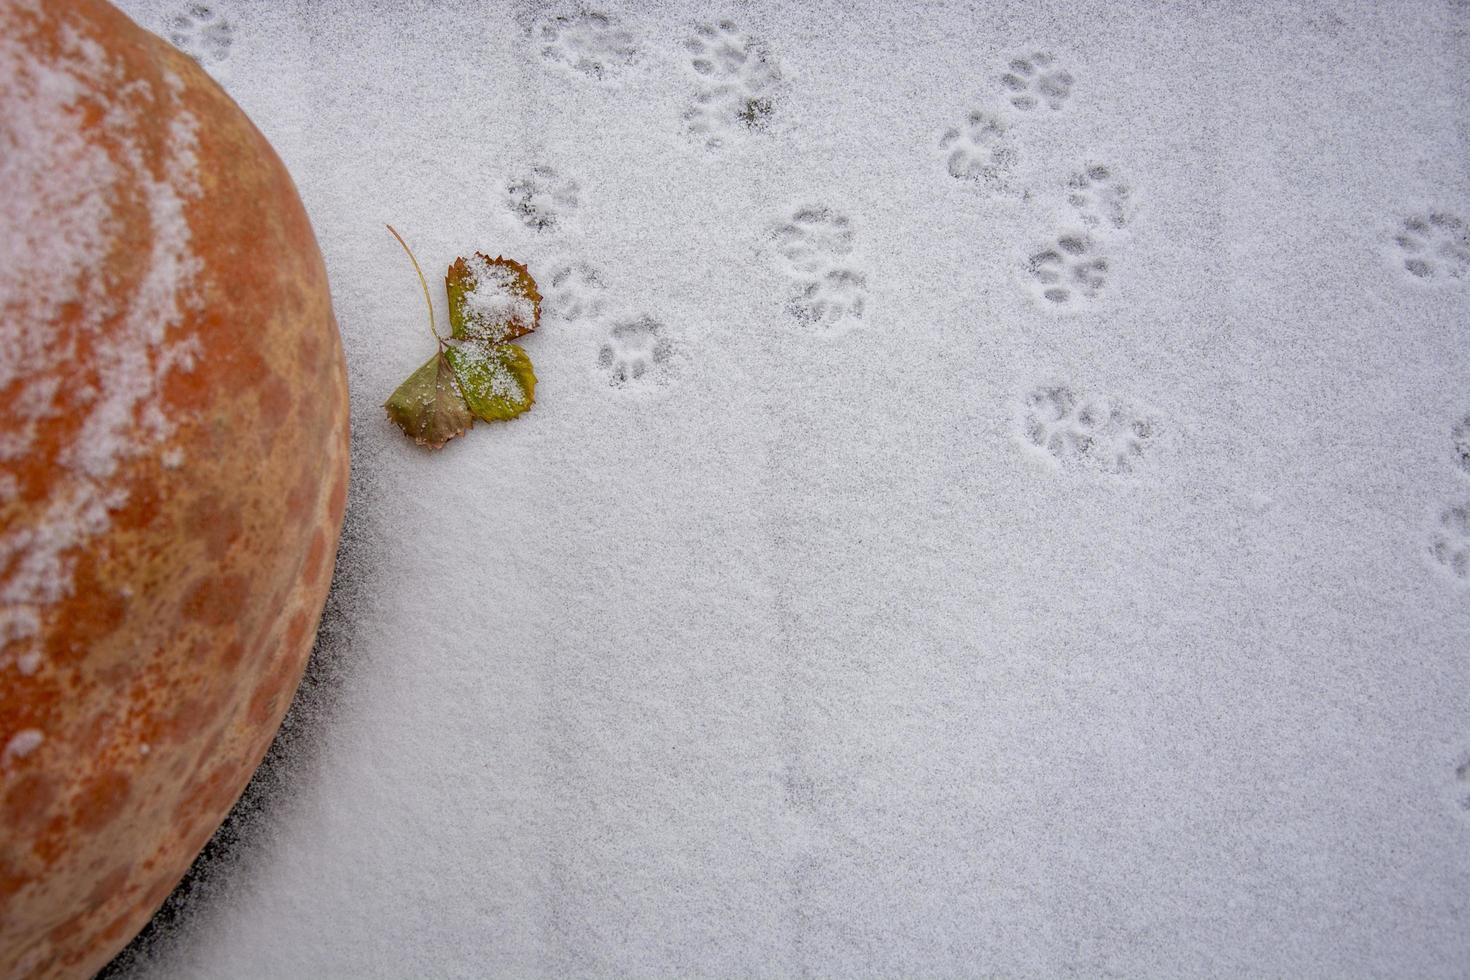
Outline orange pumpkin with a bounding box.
[0,0,349,975]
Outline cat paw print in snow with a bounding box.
[1428,502,1470,583]
[1394,212,1470,281]
[1025,233,1110,306]
[772,206,854,277]
[599,316,675,389]
[1000,52,1074,111]
[788,269,868,333]
[535,10,638,80]
[505,166,579,233]
[686,18,756,77]
[770,206,868,334]
[165,3,232,65]
[682,20,781,148]
[1453,415,1470,478]
[938,110,1017,188]
[1019,385,1154,474]
[1067,164,1135,233]
[544,261,608,323]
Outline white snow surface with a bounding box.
[108,0,1470,976]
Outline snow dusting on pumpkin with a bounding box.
[0,0,204,678]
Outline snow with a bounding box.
[447,341,526,403]
[104,0,1470,977]
[454,253,537,341]
[3,728,44,761]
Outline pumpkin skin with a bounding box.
[0,0,349,975]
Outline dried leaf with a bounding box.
[446,253,541,343]
[383,350,473,449]
[444,341,536,422]
[386,228,542,447]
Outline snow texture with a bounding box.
[104,0,1470,977]
[454,254,537,341]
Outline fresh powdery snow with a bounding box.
[102,1,1470,977]
[456,253,539,341]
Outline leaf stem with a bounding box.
[386,224,441,344]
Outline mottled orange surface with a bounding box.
[0,0,349,976]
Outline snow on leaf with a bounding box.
[385,228,543,448]
[383,350,473,449]
[443,341,536,422]
[446,253,541,343]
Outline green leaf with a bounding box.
[446,253,541,342]
[383,351,473,449]
[443,341,536,422]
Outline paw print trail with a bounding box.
[542,261,608,324]
[534,10,638,81]
[1393,212,1470,282]
[1453,415,1470,478]
[1020,161,1136,307]
[1018,384,1155,474]
[497,173,658,385]
[769,207,868,334]
[938,110,1017,190]
[165,3,233,65]
[597,316,675,390]
[681,19,782,149]
[933,50,1078,192]
[1429,503,1470,582]
[772,208,853,277]
[1425,418,1470,589]
[999,52,1074,111]
[505,166,579,233]
[1024,232,1109,306]
[1067,164,1135,234]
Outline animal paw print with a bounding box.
[772,207,854,276]
[544,261,608,323]
[1067,164,1135,233]
[1453,415,1470,478]
[534,10,638,80]
[681,20,781,148]
[1019,385,1154,474]
[1428,502,1470,583]
[770,207,867,334]
[999,52,1074,111]
[598,316,675,389]
[1025,233,1110,306]
[938,110,1018,187]
[505,166,578,233]
[788,269,867,331]
[685,18,756,78]
[165,3,233,65]
[1394,213,1470,281]
[684,85,777,143]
